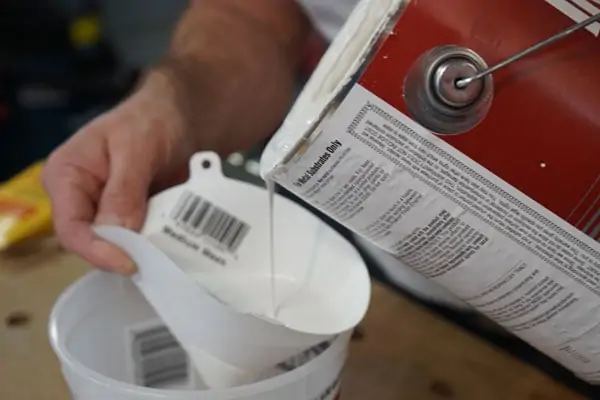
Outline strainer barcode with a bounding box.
[131,324,189,388]
[171,190,250,253]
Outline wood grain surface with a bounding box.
[0,237,585,400]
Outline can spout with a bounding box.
[260,0,408,180]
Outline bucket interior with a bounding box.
[52,271,205,390]
[50,271,350,399]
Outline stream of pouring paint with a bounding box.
[267,179,277,317]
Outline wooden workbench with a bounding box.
[0,237,586,400]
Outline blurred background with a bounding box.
[0,0,188,181]
[1,2,599,398]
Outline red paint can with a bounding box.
[262,0,600,383]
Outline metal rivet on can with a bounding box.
[404,45,494,135]
[433,58,484,109]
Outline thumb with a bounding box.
[95,151,154,232]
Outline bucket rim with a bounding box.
[48,270,351,398]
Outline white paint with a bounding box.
[193,273,338,333]
[267,179,277,317]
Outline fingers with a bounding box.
[94,143,154,234]
[43,162,137,275]
[43,93,174,275]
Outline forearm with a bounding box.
[143,0,313,154]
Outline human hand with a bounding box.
[43,0,312,274]
[42,72,194,274]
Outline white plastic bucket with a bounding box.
[49,270,350,400]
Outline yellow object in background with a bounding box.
[0,162,53,251]
[69,15,101,49]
